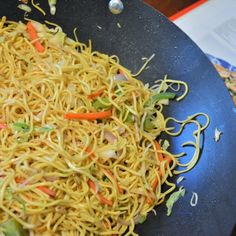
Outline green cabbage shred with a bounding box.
[166,186,186,216]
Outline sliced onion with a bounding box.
[214,128,222,142]
[133,215,140,225]
[101,150,117,159]
[35,111,43,121]
[18,178,31,188]
[151,208,157,216]
[117,218,130,226]
[113,74,127,81]
[67,83,76,93]
[4,99,15,105]
[176,176,185,184]
[139,163,146,177]
[104,130,117,144]
[0,173,6,177]
[44,176,58,182]
[190,192,198,207]
[117,126,125,134]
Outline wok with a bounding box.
[1,1,236,235]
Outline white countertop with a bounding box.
[174,0,236,66]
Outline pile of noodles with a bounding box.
[0,16,209,236]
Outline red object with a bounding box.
[169,0,208,21]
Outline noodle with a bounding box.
[31,0,46,16]
[0,17,209,235]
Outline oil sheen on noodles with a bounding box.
[0,16,209,236]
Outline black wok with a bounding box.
[1,1,236,235]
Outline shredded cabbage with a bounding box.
[0,218,28,236]
[138,214,147,224]
[48,0,57,15]
[176,176,185,184]
[17,4,32,13]
[11,123,30,133]
[49,31,66,47]
[214,128,222,142]
[166,186,186,216]
[162,139,170,150]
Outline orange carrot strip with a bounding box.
[88,179,113,206]
[15,177,25,183]
[103,169,123,194]
[151,170,163,192]
[88,89,104,99]
[88,179,97,192]
[15,177,56,198]
[146,143,174,204]
[85,146,96,158]
[119,69,126,75]
[97,193,113,206]
[64,110,112,120]
[147,141,164,195]
[37,186,56,198]
[26,21,45,53]
[146,197,153,205]
[155,141,163,161]
[151,155,173,193]
[164,155,173,165]
[103,221,110,230]
[0,124,7,129]
[145,190,156,204]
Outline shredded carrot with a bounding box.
[155,141,163,161]
[15,177,56,197]
[88,179,113,206]
[0,124,6,129]
[88,179,97,192]
[145,189,156,204]
[103,169,123,194]
[146,141,164,195]
[37,186,56,198]
[88,89,104,99]
[64,110,112,120]
[164,155,172,165]
[97,193,113,206]
[146,197,154,205]
[103,221,110,230]
[151,170,163,192]
[149,155,173,202]
[85,146,96,158]
[26,21,45,53]
[146,143,174,204]
[119,69,126,75]
[15,177,25,183]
